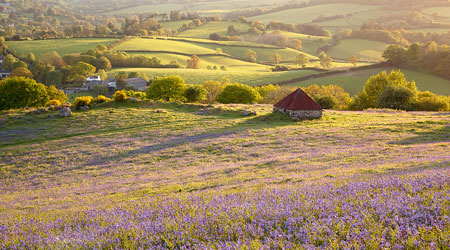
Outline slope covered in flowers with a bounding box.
[0,101,449,248]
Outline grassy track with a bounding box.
[6,38,118,58]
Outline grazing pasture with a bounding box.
[326,39,389,62]
[108,68,318,85]
[248,4,378,24]
[113,38,217,55]
[6,38,118,58]
[1,101,449,248]
[289,67,450,95]
[177,21,251,38]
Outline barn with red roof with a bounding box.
[274,88,322,119]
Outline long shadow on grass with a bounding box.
[82,112,298,167]
[391,125,450,145]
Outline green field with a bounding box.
[177,21,251,39]
[6,38,118,58]
[116,37,317,63]
[289,67,450,95]
[248,4,378,24]
[160,20,187,32]
[276,31,332,56]
[101,4,185,15]
[114,38,217,54]
[128,52,270,71]
[109,68,318,85]
[316,9,406,29]
[327,39,389,62]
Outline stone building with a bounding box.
[273,88,322,119]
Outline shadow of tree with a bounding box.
[392,125,450,145]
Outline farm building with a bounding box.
[274,88,322,119]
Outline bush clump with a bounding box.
[74,96,93,108]
[124,90,146,100]
[315,96,338,109]
[376,85,416,110]
[147,75,186,101]
[184,85,207,103]
[113,90,127,102]
[217,83,261,104]
[0,77,49,110]
[45,99,62,107]
[93,95,111,104]
[414,91,449,111]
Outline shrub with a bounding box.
[353,70,417,110]
[184,85,207,103]
[414,91,449,111]
[46,85,68,103]
[376,85,416,110]
[256,84,296,104]
[303,85,352,110]
[147,76,186,101]
[92,85,108,96]
[113,90,127,102]
[74,96,93,108]
[220,66,227,71]
[203,80,224,103]
[271,65,289,72]
[124,90,146,100]
[315,96,338,109]
[217,83,261,104]
[10,67,33,78]
[93,95,111,104]
[45,99,62,107]
[0,77,49,110]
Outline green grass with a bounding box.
[115,37,317,63]
[114,38,217,54]
[327,39,389,62]
[177,21,251,39]
[67,91,96,103]
[108,67,318,85]
[288,67,450,95]
[248,3,378,24]
[160,20,187,32]
[6,38,118,58]
[315,9,406,29]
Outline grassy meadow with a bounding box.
[108,68,318,85]
[1,101,449,247]
[248,4,378,24]
[326,39,389,62]
[6,38,118,58]
[289,67,450,95]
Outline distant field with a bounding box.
[276,31,332,56]
[116,37,317,63]
[422,7,450,17]
[128,52,270,71]
[411,28,450,33]
[289,67,450,95]
[327,39,389,62]
[101,4,185,15]
[160,21,187,32]
[6,38,118,58]
[108,68,318,85]
[177,21,251,39]
[114,38,217,54]
[316,9,405,29]
[248,4,378,24]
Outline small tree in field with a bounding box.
[349,56,357,67]
[184,85,207,103]
[187,55,200,69]
[272,53,281,64]
[293,54,309,68]
[244,50,257,63]
[10,67,33,78]
[147,75,186,101]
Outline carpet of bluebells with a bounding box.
[1,103,450,249]
[2,170,449,249]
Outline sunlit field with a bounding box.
[1,101,449,248]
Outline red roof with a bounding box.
[274,88,322,111]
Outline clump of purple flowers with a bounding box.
[1,170,449,249]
